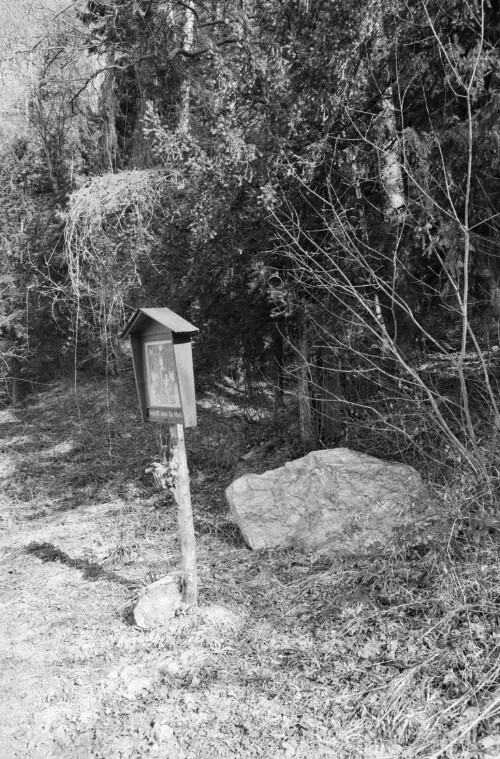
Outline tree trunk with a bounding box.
[315,345,343,444]
[273,328,285,414]
[10,355,22,405]
[178,7,195,133]
[92,63,119,171]
[379,89,405,219]
[353,151,392,352]
[297,316,316,450]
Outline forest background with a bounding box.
[2,0,500,485]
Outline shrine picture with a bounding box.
[144,339,182,409]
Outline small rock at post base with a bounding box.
[225,448,433,554]
[132,576,181,629]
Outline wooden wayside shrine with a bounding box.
[121,307,199,607]
[120,307,198,427]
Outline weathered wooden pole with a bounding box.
[170,423,198,607]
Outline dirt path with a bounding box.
[0,412,134,758]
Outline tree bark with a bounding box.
[379,89,405,219]
[178,6,195,133]
[273,328,285,414]
[10,355,22,406]
[315,345,343,444]
[297,316,316,450]
[101,65,119,171]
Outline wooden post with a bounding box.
[169,423,198,607]
[120,309,200,605]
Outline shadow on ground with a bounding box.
[25,541,140,589]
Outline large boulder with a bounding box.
[225,448,433,554]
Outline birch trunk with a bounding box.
[178,7,195,133]
[379,89,405,218]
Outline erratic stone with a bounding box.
[132,576,181,629]
[225,448,433,554]
[0,409,20,424]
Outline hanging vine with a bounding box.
[63,168,166,367]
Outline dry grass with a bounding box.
[1,376,500,758]
[63,170,167,363]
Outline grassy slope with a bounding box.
[1,375,500,759]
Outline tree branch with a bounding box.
[198,19,231,29]
[174,1,200,21]
[68,57,156,107]
[167,37,237,60]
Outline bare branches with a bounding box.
[268,0,500,473]
[167,36,237,60]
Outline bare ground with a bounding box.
[1,378,500,759]
[0,381,346,759]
